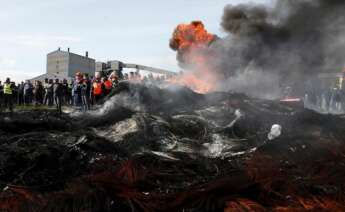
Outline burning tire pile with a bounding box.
[0,82,344,211]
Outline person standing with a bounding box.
[124,73,129,80]
[53,79,63,114]
[3,78,14,113]
[33,81,44,106]
[334,88,342,112]
[73,72,84,107]
[43,78,49,105]
[46,79,54,106]
[61,79,69,105]
[340,82,345,113]
[17,82,24,106]
[11,82,18,107]
[81,74,91,111]
[109,72,119,87]
[68,80,74,105]
[23,80,33,106]
[92,76,104,104]
[103,77,113,96]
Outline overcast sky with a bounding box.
[0,0,270,82]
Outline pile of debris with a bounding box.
[0,82,344,211]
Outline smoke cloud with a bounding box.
[172,0,345,98]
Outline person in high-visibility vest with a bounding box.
[92,78,104,104]
[102,77,113,95]
[3,78,14,113]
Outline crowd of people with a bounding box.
[3,69,345,115]
[0,70,183,114]
[304,87,345,113]
[0,71,123,114]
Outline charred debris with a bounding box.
[0,81,344,211]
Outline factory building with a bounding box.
[96,60,176,79]
[30,48,175,82]
[31,48,95,82]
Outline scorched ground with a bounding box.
[0,82,344,211]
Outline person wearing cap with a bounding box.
[3,78,14,113]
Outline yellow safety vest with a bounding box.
[3,83,12,95]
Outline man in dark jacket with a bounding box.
[73,73,83,107]
[81,74,91,111]
[23,80,33,106]
[61,79,69,105]
[33,81,44,106]
[17,82,24,105]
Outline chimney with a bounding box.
[68,48,70,52]
[86,51,89,58]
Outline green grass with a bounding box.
[14,105,57,111]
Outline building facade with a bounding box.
[31,48,96,82]
[47,48,95,77]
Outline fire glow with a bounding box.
[169,21,217,94]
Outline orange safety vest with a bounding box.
[104,80,113,90]
[93,82,102,95]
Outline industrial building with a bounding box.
[96,60,176,78]
[31,48,95,82]
[30,48,175,82]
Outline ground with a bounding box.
[0,82,344,211]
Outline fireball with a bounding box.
[169,21,218,93]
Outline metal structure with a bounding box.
[96,60,177,77]
[123,63,176,75]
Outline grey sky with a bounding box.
[0,0,269,81]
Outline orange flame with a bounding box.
[170,21,215,53]
[168,73,214,94]
[169,21,217,93]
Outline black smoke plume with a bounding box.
[174,0,345,98]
